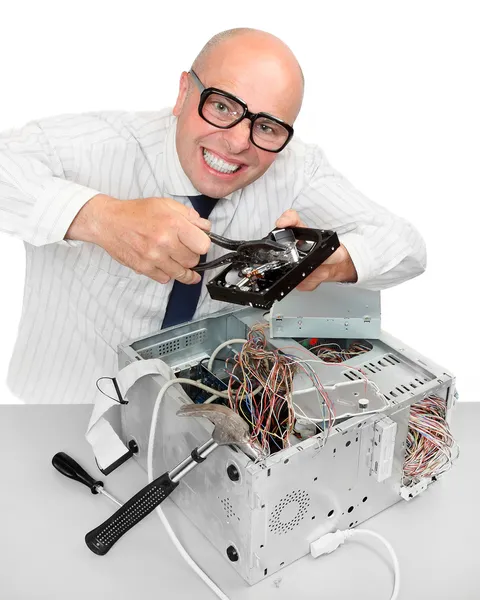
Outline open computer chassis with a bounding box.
[117,306,456,586]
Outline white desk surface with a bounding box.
[1,403,479,600]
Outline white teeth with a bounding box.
[203,149,240,174]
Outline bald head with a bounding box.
[191,28,304,116]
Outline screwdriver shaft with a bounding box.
[97,487,123,507]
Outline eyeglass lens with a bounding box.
[202,92,289,151]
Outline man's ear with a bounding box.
[173,72,190,117]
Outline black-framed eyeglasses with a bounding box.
[189,70,294,153]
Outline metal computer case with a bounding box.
[117,298,455,586]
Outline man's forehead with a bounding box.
[199,68,301,123]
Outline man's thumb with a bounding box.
[276,209,301,228]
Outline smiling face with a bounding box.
[173,32,304,199]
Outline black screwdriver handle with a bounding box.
[52,452,103,494]
[85,471,179,555]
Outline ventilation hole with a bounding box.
[365,365,375,374]
[267,469,271,477]
[333,448,336,453]
[280,562,285,566]
[268,490,310,535]
[314,477,318,481]
[345,373,355,381]
[349,522,354,527]
[384,357,396,365]
[415,378,424,385]
[348,506,354,513]
[220,497,237,519]
[260,544,264,548]
[346,441,351,447]
[389,354,401,363]
[401,385,410,392]
[284,459,289,464]
[390,391,397,398]
[311,516,316,520]
[328,510,334,517]
[363,496,368,503]
[264,569,268,576]
[139,329,208,359]
[396,387,405,394]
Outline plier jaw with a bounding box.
[193,232,290,273]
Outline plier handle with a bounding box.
[194,232,286,273]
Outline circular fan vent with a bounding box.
[268,490,310,535]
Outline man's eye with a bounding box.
[256,122,275,135]
[213,102,229,113]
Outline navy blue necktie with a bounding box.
[161,195,218,329]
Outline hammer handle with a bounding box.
[85,471,178,555]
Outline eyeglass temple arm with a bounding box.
[189,69,204,93]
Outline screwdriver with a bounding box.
[52,452,123,508]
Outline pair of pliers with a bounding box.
[193,232,287,273]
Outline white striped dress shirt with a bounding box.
[0,109,426,404]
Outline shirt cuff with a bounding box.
[26,177,101,246]
[337,231,374,286]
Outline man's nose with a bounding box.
[222,119,251,153]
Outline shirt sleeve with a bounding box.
[292,144,427,290]
[0,119,101,247]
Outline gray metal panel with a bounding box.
[269,284,381,338]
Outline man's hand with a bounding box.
[66,194,211,284]
[275,209,357,290]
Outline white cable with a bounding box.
[204,394,219,404]
[294,404,387,422]
[207,339,247,372]
[292,386,317,396]
[348,529,400,600]
[179,377,230,399]
[310,528,400,600]
[147,378,230,600]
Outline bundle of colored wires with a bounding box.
[224,323,296,455]
[218,324,343,455]
[403,394,459,484]
[308,341,371,363]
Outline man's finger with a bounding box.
[155,256,201,285]
[147,269,171,285]
[177,220,211,255]
[175,268,201,285]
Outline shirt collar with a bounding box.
[162,116,235,200]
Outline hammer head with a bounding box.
[176,403,265,461]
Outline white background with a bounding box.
[1,0,478,404]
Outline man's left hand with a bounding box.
[275,209,358,291]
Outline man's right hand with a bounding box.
[66,194,211,285]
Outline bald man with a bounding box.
[0,28,426,404]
